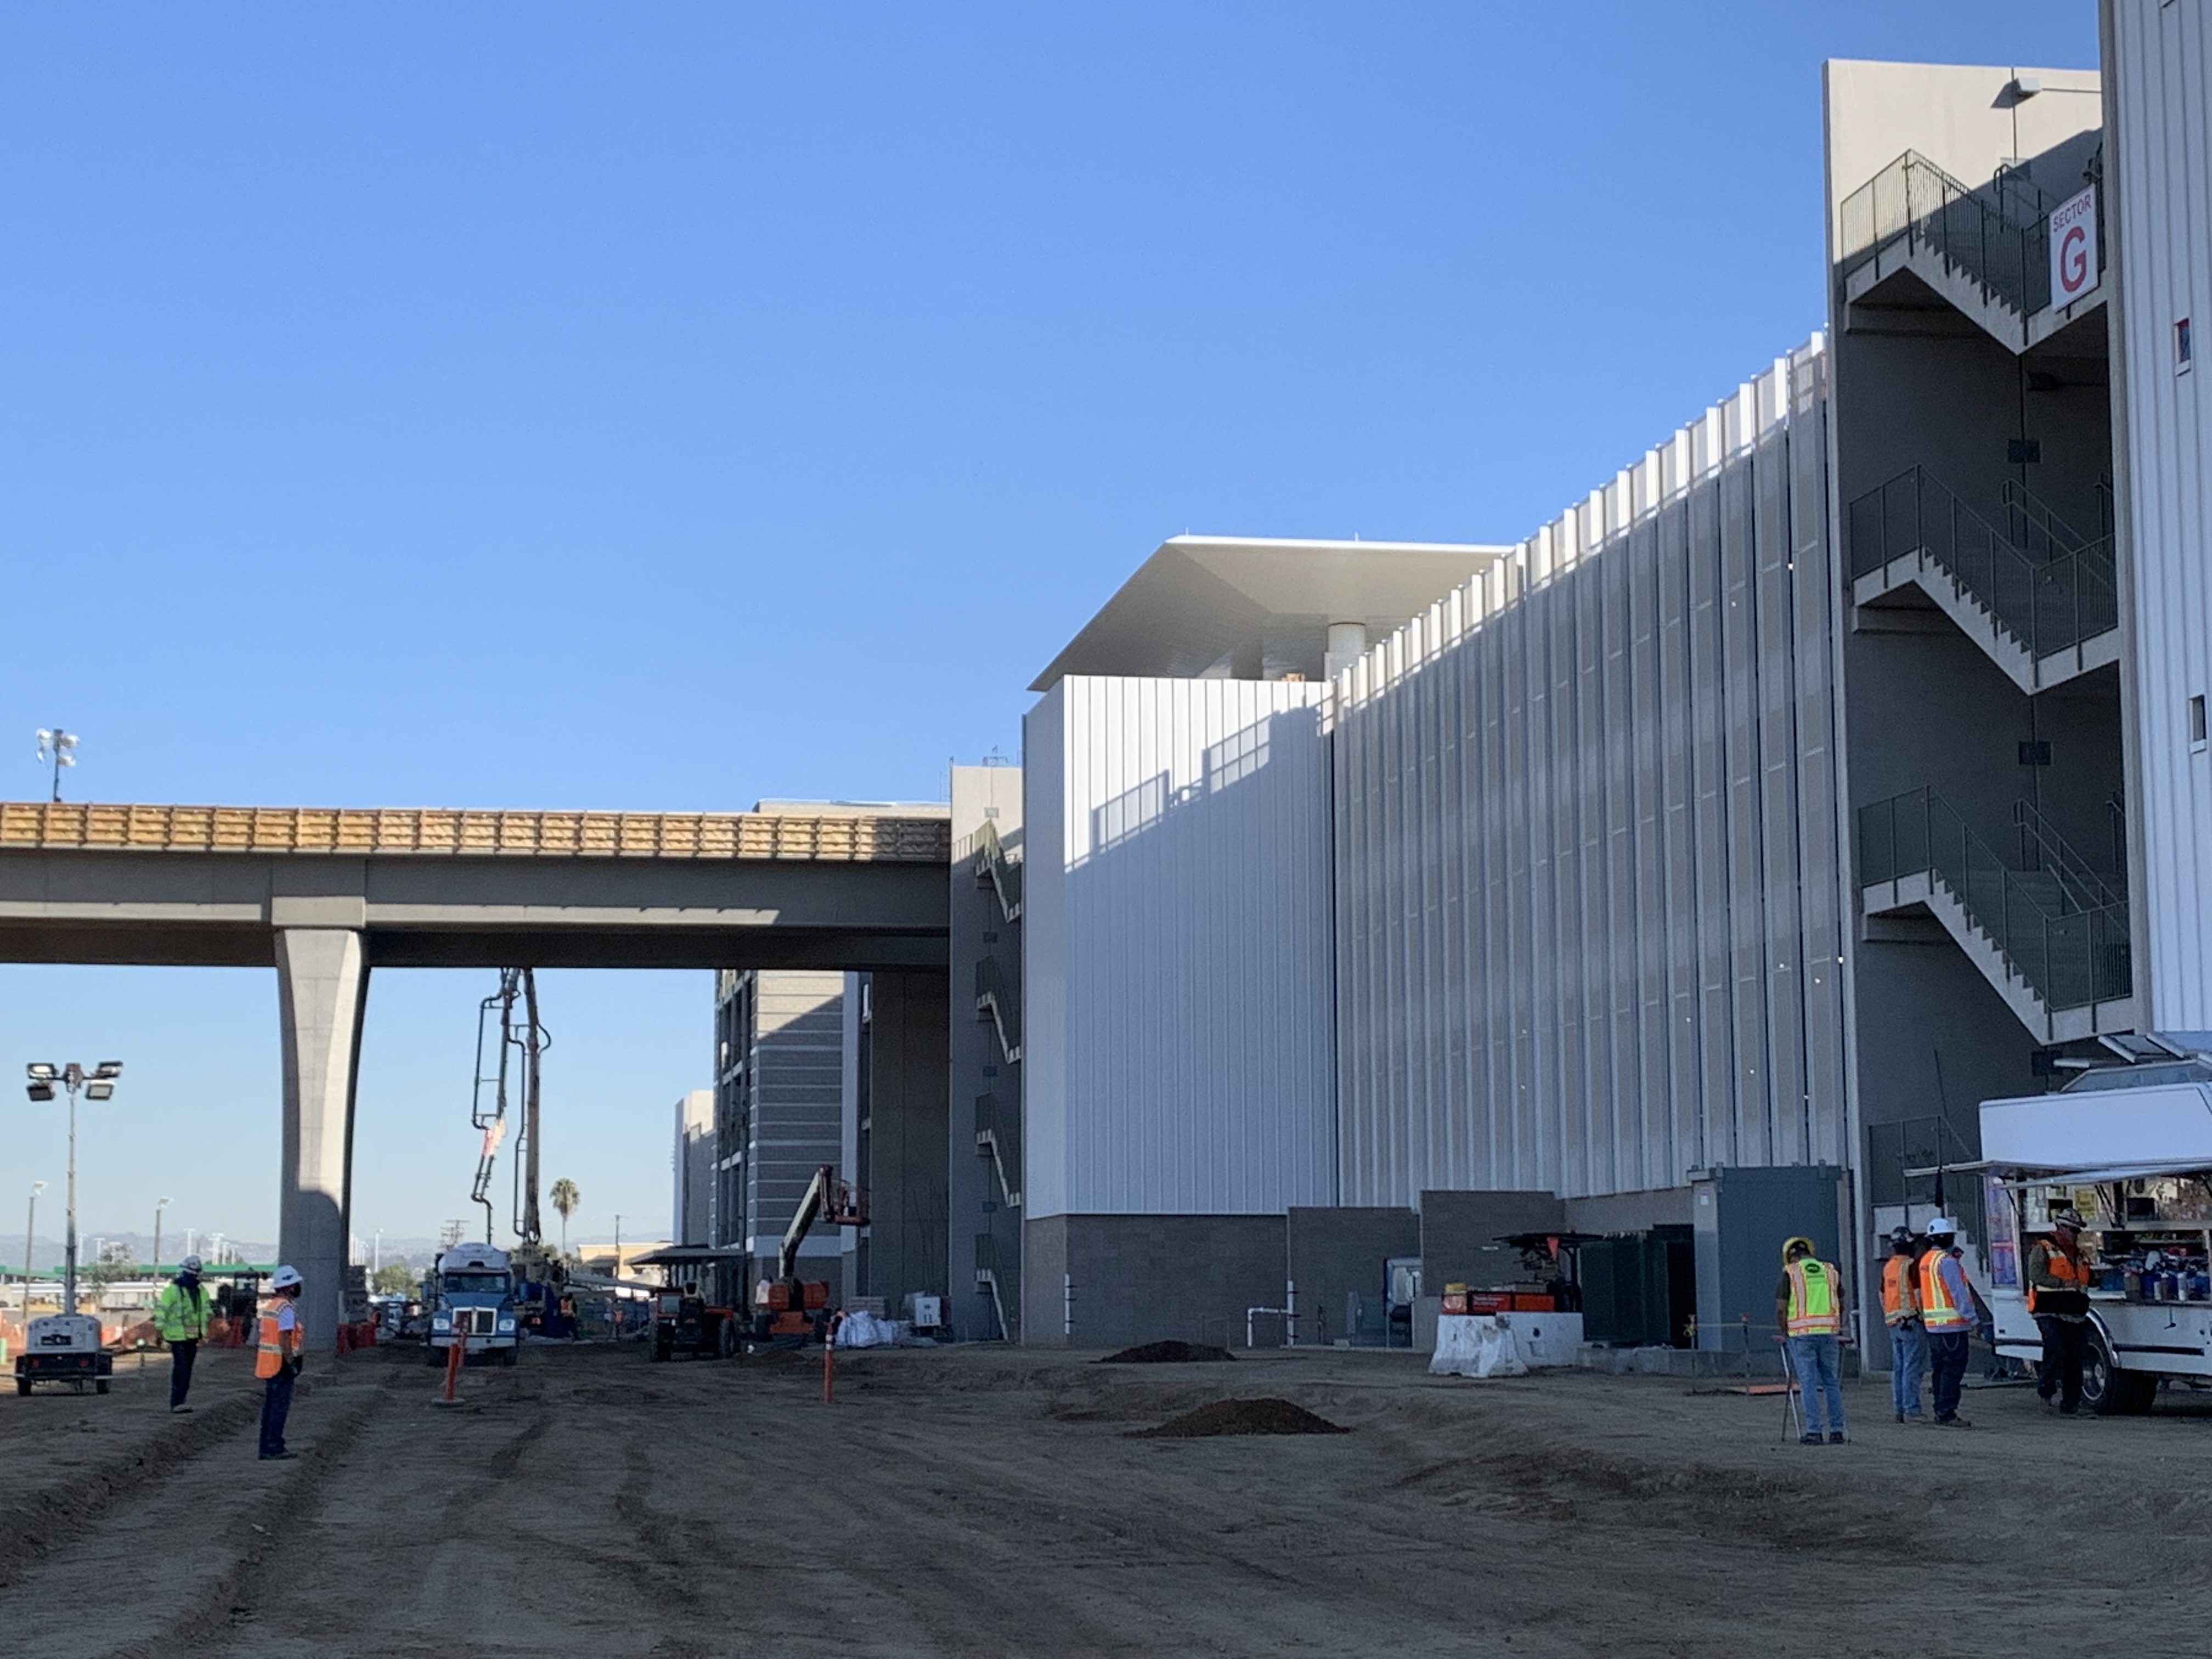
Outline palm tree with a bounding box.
[549,1178,581,1257]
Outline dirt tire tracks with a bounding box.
[105,1362,398,1659]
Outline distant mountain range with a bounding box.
[2,1232,455,1274]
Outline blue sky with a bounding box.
[0,4,2096,1251]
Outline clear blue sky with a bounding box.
[0,5,2096,1253]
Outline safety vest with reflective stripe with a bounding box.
[1917,1248,1971,1332]
[1785,1260,1844,1336]
[1881,1256,1918,1326]
[153,1279,211,1342]
[255,1304,302,1379]
[2027,1238,2092,1315]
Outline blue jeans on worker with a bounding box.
[1787,1334,1845,1437]
[1927,1330,1971,1423]
[258,1369,295,1458]
[1888,1321,1926,1419]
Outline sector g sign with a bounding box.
[2049,186,2098,308]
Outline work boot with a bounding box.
[1827,1431,1847,1444]
[170,1404,193,1414]
[1799,1432,1822,1445]
[1934,1416,1972,1428]
[1893,1412,1904,1423]
[2041,1395,2058,1415]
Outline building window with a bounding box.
[2180,317,2195,373]
[2190,695,2208,751]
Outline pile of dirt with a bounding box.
[1099,1340,1235,1364]
[1130,1397,1349,1438]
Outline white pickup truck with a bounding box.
[1978,1049,2212,1414]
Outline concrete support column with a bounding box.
[862,968,949,1313]
[276,929,368,1350]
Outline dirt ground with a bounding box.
[0,1339,2205,1658]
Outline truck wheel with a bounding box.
[501,1346,518,1368]
[14,1377,27,1396]
[425,1345,446,1368]
[95,1379,110,1395]
[2085,1330,2159,1415]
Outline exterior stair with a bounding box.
[1839,149,2106,353]
[975,954,1022,1065]
[1849,468,2119,693]
[974,821,1023,922]
[1858,787,2135,1043]
[974,1230,1019,1342]
[974,1090,1021,1211]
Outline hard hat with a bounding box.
[179,1255,204,1272]
[2050,1206,2087,1229]
[270,1265,303,1292]
[1926,1216,1960,1237]
[1886,1226,1915,1248]
[1781,1235,1817,1262]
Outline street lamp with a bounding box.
[26,1062,123,1314]
[33,727,78,803]
[154,1197,171,1275]
[22,1181,44,1322]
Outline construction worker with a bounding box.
[1918,1218,1976,1426]
[255,1266,306,1461]
[151,1254,214,1414]
[1881,1226,1926,1423]
[2027,1205,2096,1415]
[1774,1236,1849,1444]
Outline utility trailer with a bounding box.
[14,1313,112,1396]
[1976,1046,2212,1414]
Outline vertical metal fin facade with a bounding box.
[2109,0,2212,1028]
[1334,340,1849,1205]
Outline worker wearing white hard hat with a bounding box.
[151,1252,213,1415]
[1917,1219,1977,1427]
[255,1266,306,1460]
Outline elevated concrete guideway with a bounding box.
[0,799,953,1346]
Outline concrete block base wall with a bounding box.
[1285,1206,1418,1346]
[1022,1215,1288,1351]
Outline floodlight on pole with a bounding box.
[33,728,78,803]
[154,1198,171,1276]
[24,1060,122,1314]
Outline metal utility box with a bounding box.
[1691,1166,1846,1352]
[1581,1226,1696,1348]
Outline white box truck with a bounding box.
[1977,1046,2212,1414]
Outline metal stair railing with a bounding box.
[1839,148,2102,321]
[2010,797,2127,914]
[1848,466,2118,660]
[974,821,1023,922]
[1859,786,2131,1013]
[975,955,1022,1064]
[975,1091,1021,1209]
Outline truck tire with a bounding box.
[95,1379,110,1395]
[2085,1329,2159,1415]
[14,1377,28,1396]
[425,1344,446,1368]
[500,1346,518,1368]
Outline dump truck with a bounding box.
[425,1242,521,1367]
[1976,1038,2212,1414]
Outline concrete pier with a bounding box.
[276,928,368,1348]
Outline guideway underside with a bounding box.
[0,802,953,1347]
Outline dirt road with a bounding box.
[1,1340,2204,1657]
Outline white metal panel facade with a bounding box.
[1022,675,1338,1218]
[1334,341,1851,1205]
[2109,0,2212,1029]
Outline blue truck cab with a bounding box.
[426,1243,520,1368]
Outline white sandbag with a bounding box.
[1429,1313,1529,1379]
[836,1309,894,1348]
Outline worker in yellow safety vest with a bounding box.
[255,1265,306,1461]
[1773,1237,1849,1444]
[152,1254,213,1415]
[1917,1218,1977,1427]
[2027,1206,2096,1417]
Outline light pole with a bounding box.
[154,1197,170,1274]
[33,727,78,802]
[613,1214,623,1277]
[22,1181,44,1323]
[26,1062,123,1315]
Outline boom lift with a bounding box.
[752,1165,868,1341]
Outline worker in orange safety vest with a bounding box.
[2027,1206,2096,1416]
[1918,1219,1977,1427]
[1881,1226,1926,1424]
[255,1265,306,1461]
